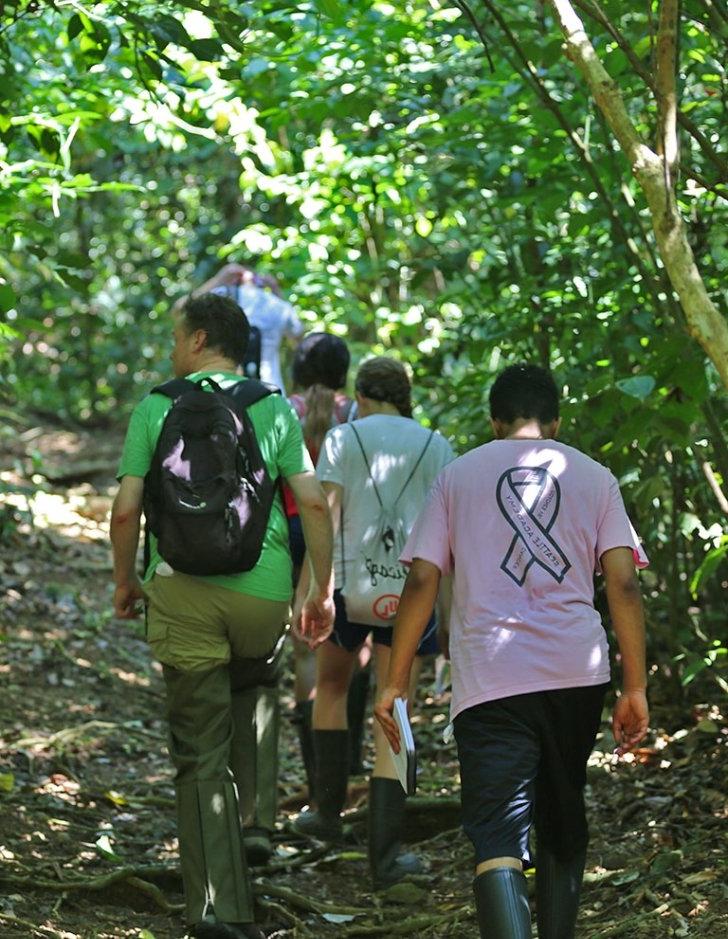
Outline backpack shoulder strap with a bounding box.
[228,378,280,410]
[349,423,384,510]
[343,398,357,422]
[393,430,435,506]
[149,378,197,400]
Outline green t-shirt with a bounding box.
[117,371,313,601]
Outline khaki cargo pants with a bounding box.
[145,571,289,926]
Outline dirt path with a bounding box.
[0,422,726,938]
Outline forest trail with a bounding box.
[0,418,726,939]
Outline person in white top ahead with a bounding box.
[294,356,454,889]
[191,262,303,392]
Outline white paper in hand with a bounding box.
[390,698,416,795]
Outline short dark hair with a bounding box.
[489,364,560,425]
[180,293,249,365]
[292,332,350,390]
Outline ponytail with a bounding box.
[303,383,336,452]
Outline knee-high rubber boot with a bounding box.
[536,846,586,939]
[368,776,423,889]
[291,699,316,801]
[230,685,279,865]
[473,867,532,939]
[292,729,349,841]
[347,667,371,775]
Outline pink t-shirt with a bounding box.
[401,439,648,720]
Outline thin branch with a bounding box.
[702,462,728,515]
[695,0,728,30]
[454,0,495,71]
[655,0,680,192]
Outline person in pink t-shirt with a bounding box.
[375,364,649,939]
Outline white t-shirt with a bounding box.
[214,284,303,391]
[401,439,648,720]
[316,414,455,587]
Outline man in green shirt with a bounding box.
[111,293,334,939]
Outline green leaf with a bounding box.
[0,772,15,793]
[187,38,224,61]
[67,13,85,41]
[0,284,17,313]
[319,0,345,23]
[615,375,655,400]
[690,540,728,598]
[650,850,682,874]
[95,833,120,860]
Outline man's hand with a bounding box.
[114,577,145,619]
[374,687,406,754]
[612,689,649,754]
[295,592,335,650]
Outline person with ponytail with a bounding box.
[292,356,454,890]
[283,333,372,801]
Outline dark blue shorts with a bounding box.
[328,590,438,656]
[453,683,609,867]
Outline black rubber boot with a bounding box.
[292,729,349,842]
[473,866,531,939]
[347,667,371,775]
[291,700,316,801]
[368,776,423,889]
[535,846,586,939]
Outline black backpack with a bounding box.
[143,376,279,576]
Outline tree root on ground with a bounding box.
[256,897,311,934]
[0,865,369,920]
[0,865,181,912]
[0,911,64,938]
[14,719,160,752]
[341,909,469,936]
[253,881,368,917]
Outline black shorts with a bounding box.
[453,683,609,867]
[328,590,438,656]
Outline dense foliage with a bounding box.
[1,0,726,692]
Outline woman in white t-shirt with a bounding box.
[292,357,454,889]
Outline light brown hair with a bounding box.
[355,357,412,418]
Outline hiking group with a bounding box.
[110,279,648,939]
